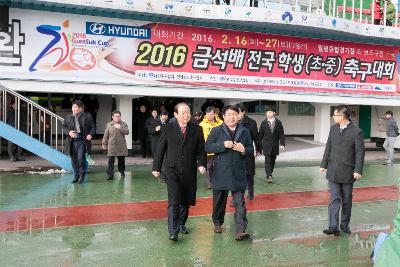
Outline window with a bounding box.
[288,102,315,116]
[241,101,279,114]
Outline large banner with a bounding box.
[0,9,399,95]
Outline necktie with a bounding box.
[181,125,186,138]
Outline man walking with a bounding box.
[63,100,96,184]
[102,111,130,180]
[320,105,365,236]
[383,110,398,165]
[148,111,169,183]
[259,106,285,183]
[237,104,261,200]
[199,106,223,189]
[205,105,254,241]
[152,103,206,241]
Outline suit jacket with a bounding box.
[240,116,261,176]
[152,120,206,206]
[320,122,365,183]
[63,112,96,155]
[204,123,254,192]
[259,118,285,156]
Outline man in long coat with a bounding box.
[237,104,261,200]
[259,105,285,183]
[320,105,365,236]
[205,105,254,241]
[102,110,130,180]
[152,103,206,241]
[63,100,96,184]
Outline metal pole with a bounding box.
[329,0,332,15]
[352,0,355,20]
[383,1,387,25]
[343,0,346,18]
[333,0,336,16]
[360,0,363,22]
[295,0,299,11]
[372,0,375,24]
[308,0,312,13]
[396,3,398,27]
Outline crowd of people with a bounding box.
[4,97,399,245]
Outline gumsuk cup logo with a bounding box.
[89,23,106,35]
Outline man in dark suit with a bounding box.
[259,105,285,183]
[320,105,365,236]
[63,100,96,184]
[205,105,254,241]
[237,104,261,200]
[152,103,206,241]
[148,111,169,183]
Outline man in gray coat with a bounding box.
[102,111,130,180]
[383,110,399,165]
[320,105,365,236]
[205,105,254,241]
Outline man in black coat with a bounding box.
[148,111,169,183]
[259,105,285,183]
[152,103,206,241]
[63,100,96,184]
[320,105,365,236]
[145,108,158,157]
[237,104,262,200]
[136,104,150,158]
[205,105,254,241]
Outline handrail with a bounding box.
[0,83,64,121]
[0,83,65,153]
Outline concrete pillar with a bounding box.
[116,96,133,155]
[314,103,332,143]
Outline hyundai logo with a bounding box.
[89,23,106,35]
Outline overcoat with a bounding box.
[152,120,206,206]
[102,121,129,156]
[259,118,285,156]
[62,112,95,155]
[320,122,365,183]
[204,123,254,191]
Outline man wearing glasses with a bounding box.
[320,105,365,236]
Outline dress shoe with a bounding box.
[266,176,274,183]
[235,232,250,241]
[340,225,352,234]
[323,229,340,236]
[120,172,125,178]
[169,235,178,241]
[106,176,114,180]
[214,225,222,233]
[179,225,189,234]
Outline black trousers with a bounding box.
[215,0,230,4]
[247,175,254,198]
[140,133,150,157]
[70,138,86,179]
[107,156,125,178]
[328,181,353,230]
[264,154,277,177]
[168,204,189,236]
[212,190,248,233]
[250,0,258,7]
